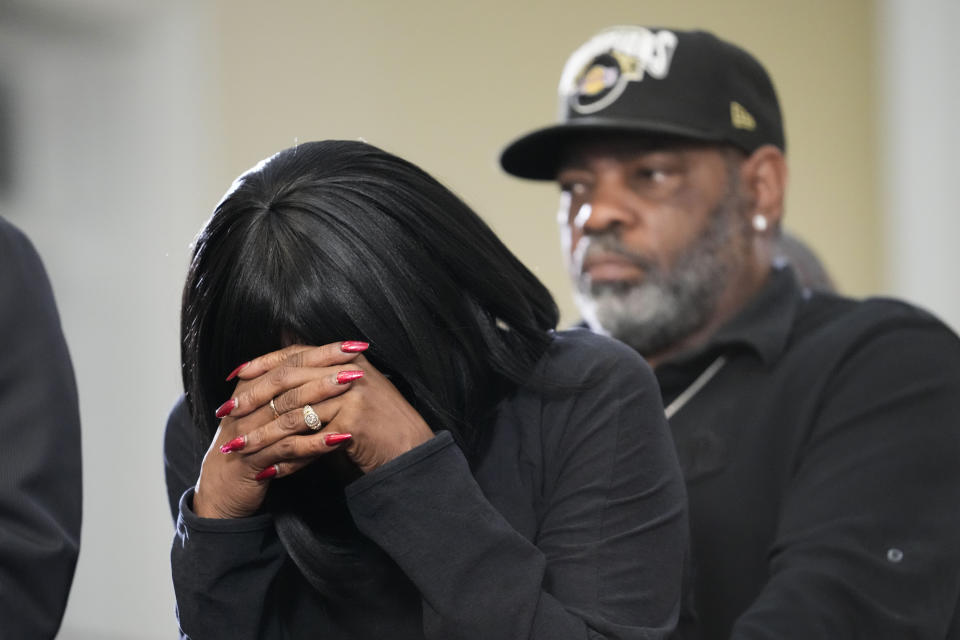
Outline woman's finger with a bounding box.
[225,340,369,381]
[271,366,367,415]
[247,431,354,476]
[221,395,346,455]
[210,400,277,450]
[215,362,365,420]
[224,344,308,381]
[252,457,312,482]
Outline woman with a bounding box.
[165,140,688,639]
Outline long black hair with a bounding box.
[180,140,558,623]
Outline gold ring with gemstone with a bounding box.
[303,404,321,430]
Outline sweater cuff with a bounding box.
[345,430,454,499]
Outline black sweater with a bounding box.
[165,329,689,639]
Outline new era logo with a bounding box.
[730,101,756,130]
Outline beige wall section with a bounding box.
[210,0,877,326]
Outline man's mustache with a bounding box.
[579,233,657,273]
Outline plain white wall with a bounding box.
[879,0,960,332]
[0,1,215,637]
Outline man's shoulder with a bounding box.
[0,215,29,244]
[0,217,63,337]
[792,291,960,354]
[0,216,44,277]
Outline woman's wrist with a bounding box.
[193,485,254,520]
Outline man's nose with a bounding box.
[580,179,637,235]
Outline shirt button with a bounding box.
[887,548,904,563]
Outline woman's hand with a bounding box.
[193,341,364,519]
[192,341,434,519]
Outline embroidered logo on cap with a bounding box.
[730,101,757,130]
[561,27,679,115]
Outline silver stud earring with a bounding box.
[752,214,768,232]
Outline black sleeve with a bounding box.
[732,322,960,638]
[171,489,310,640]
[166,334,688,639]
[0,218,82,639]
[346,338,688,639]
[165,402,332,639]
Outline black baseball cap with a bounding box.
[500,26,785,180]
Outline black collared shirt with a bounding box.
[659,265,960,639]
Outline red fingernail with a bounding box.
[215,398,238,418]
[336,370,364,384]
[254,465,277,481]
[225,362,250,381]
[324,433,353,446]
[340,341,369,353]
[219,436,246,454]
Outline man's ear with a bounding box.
[740,144,788,231]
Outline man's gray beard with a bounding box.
[574,193,748,357]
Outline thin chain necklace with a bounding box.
[663,356,727,419]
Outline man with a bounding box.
[500,26,960,639]
[0,216,82,638]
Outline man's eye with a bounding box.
[637,168,668,182]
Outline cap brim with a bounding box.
[499,118,726,180]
